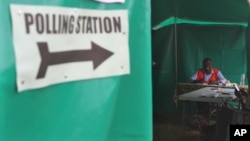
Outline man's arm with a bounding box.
[217,71,227,84]
[190,71,206,83]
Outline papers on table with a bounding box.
[200,87,235,98]
[178,86,237,102]
[220,89,235,94]
[201,93,220,98]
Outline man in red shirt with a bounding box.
[190,57,230,127]
[190,57,229,85]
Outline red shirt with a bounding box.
[196,68,219,84]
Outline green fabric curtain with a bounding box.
[152,26,176,112]
[0,0,152,141]
[176,0,250,23]
[153,17,248,30]
[246,17,250,109]
[177,25,247,84]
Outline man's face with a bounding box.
[203,60,212,74]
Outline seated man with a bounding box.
[190,57,230,127]
[190,57,229,85]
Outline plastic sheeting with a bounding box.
[0,0,152,141]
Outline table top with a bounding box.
[178,86,237,103]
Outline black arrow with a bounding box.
[36,41,114,79]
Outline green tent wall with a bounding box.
[152,0,250,112]
[0,1,152,141]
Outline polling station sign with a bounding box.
[10,4,130,92]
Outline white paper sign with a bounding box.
[10,4,130,92]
